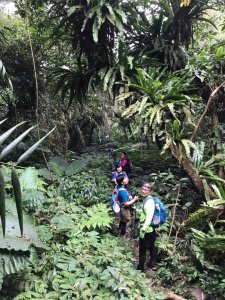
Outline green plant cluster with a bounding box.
[153,254,225,299]
[15,197,161,300]
[38,155,112,206]
[59,170,111,206]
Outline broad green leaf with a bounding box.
[92,17,99,43]
[138,96,148,114]
[103,68,114,92]
[0,170,5,237]
[51,214,73,229]
[0,197,46,250]
[116,92,133,102]
[181,139,190,157]
[65,159,88,176]
[114,7,127,24]
[67,5,83,16]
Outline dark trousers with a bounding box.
[138,230,157,270]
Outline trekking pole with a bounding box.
[132,201,139,238]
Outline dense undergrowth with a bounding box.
[0,149,224,299]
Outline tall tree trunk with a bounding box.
[170,144,216,199]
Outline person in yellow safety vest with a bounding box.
[136,183,157,272]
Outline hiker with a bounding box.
[136,183,157,272]
[111,151,120,173]
[116,174,138,238]
[111,163,129,186]
[120,151,132,175]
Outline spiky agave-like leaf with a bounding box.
[0,118,7,126]
[17,127,56,165]
[0,125,37,160]
[0,121,26,146]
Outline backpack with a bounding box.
[110,187,127,214]
[123,159,132,173]
[143,196,166,226]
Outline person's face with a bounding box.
[140,186,151,197]
[121,153,125,159]
[117,166,122,172]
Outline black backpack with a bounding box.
[123,159,132,173]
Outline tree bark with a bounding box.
[170,144,216,199]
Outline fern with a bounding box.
[80,204,113,230]
[20,167,45,192]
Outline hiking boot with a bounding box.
[147,263,156,271]
[135,264,145,272]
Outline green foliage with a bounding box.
[15,197,159,300]
[80,203,113,231]
[0,120,54,293]
[39,155,111,206]
[0,58,12,89]
[192,227,225,251]
[153,253,225,299]
[0,196,45,290]
[0,169,5,237]
[119,67,198,146]
[11,168,23,236]
[40,155,90,178]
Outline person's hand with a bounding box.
[140,228,145,238]
[133,196,139,202]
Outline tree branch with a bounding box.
[191,81,225,141]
